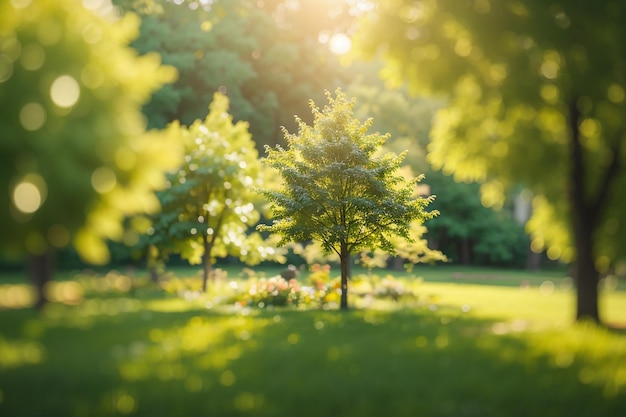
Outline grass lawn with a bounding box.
[0,264,625,416]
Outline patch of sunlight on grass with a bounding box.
[233,391,266,412]
[523,322,626,398]
[0,336,45,369]
[117,313,271,390]
[143,298,204,313]
[40,297,143,329]
[415,282,574,329]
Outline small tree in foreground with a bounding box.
[258,89,438,309]
[149,93,285,292]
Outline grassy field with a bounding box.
[1,264,625,417]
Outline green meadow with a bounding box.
[1,265,625,417]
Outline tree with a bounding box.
[114,0,350,150]
[426,172,529,267]
[149,92,284,291]
[346,61,442,173]
[258,89,438,309]
[354,0,626,323]
[346,63,527,268]
[0,0,180,307]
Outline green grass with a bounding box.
[1,265,626,417]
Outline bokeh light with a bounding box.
[50,75,81,108]
[19,102,46,131]
[12,175,47,214]
[19,43,45,70]
[91,167,117,194]
[0,55,13,82]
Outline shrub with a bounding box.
[238,277,302,308]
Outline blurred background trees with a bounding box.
[113,0,350,151]
[4,0,600,306]
[0,0,181,306]
[107,0,537,273]
[353,0,626,322]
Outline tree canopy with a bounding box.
[0,0,180,263]
[146,92,284,291]
[114,0,351,150]
[346,62,527,268]
[0,0,181,306]
[258,89,437,309]
[354,0,626,322]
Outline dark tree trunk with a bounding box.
[202,233,212,293]
[340,243,349,310]
[570,147,600,320]
[573,243,599,322]
[571,176,600,321]
[28,251,54,310]
[568,100,600,322]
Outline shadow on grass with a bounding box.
[1,294,625,417]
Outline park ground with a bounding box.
[1,264,625,416]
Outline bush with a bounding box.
[237,277,302,308]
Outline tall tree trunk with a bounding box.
[202,233,212,293]
[568,100,600,323]
[340,243,349,310]
[28,251,53,310]
[573,236,599,322]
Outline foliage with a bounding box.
[372,276,412,301]
[0,0,181,264]
[307,263,333,290]
[229,270,420,310]
[114,0,350,150]
[354,0,626,322]
[346,63,525,268]
[346,62,443,173]
[427,172,529,267]
[234,276,303,308]
[258,89,438,308]
[288,241,339,265]
[141,92,285,290]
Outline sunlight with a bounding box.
[329,33,352,55]
[0,284,34,309]
[0,337,45,369]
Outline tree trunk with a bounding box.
[28,251,54,310]
[339,243,349,310]
[202,233,212,293]
[573,245,599,322]
[570,159,600,321]
[568,100,600,323]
